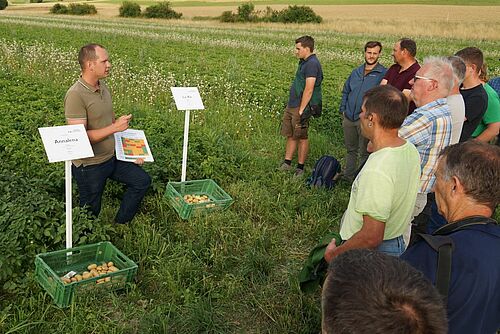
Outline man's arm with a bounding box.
[67,114,131,144]
[475,122,500,142]
[380,78,388,85]
[298,77,316,115]
[339,74,352,114]
[324,215,385,263]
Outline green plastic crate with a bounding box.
[165,179,233,220]
[35,241,137,308]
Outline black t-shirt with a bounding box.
[288,54,323,108]
[459,84,488,142]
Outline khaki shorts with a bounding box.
[280,106,309,139]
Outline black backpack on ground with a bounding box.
[306,155,341,190]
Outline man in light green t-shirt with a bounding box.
[325,85,420,262]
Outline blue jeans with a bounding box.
[72,157,151,224]
[376,235,405,257]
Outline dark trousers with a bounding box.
[408,193,435,247]
[72,157,151,224]
[342,116,369,181]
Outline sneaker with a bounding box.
[279,162,292,171]
[294,168,304,177]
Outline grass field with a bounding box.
[0,2,499,333]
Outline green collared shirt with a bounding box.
[64,78,114,167]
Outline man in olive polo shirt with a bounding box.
[65,44,151,224]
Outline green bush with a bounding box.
[237,2,257,22]
[68,3,97,15]
[50,3,97,15]
[219,3,258,23]
[50,3,67,14]
[0,0,8,10]
[272,5,322,24]
[143,2,182,19]
[119,1,141,18]
[30,0,43,3]
[219,10,236,23]
[219,3,322,24]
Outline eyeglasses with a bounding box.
[413,75,436,82]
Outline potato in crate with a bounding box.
[35,241,137,308]
[165,179,233,220]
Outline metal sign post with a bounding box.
[181,109,191,182]
[38,124,94,249]
[65,160,73,249]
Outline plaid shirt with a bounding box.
[399,98,452,193]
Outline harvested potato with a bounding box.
[59,262,121,285]
[183,194,211,204]
[61,277,72,284]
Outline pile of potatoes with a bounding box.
[183,194,211,204]
[60,262,119,285]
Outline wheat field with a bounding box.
[3,3,500,40]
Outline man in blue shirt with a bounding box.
[340,41,386,182]
[279,35,323,177]
[401,141,500,334]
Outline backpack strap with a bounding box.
[417,234,454,301]
[417,216,497,302]
[434,215,497,235]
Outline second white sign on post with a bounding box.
[170,87,205,182]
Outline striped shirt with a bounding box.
[399,98,452,193]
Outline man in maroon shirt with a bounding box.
[381,38,420,114]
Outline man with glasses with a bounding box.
[398,56,453,246]
[380,38,420,114]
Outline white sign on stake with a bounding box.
[171,87,205,111]
[39,124,94,250]
[38,124,94,162]
[170,87,205,182]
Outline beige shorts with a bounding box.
[280,106,309,140]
